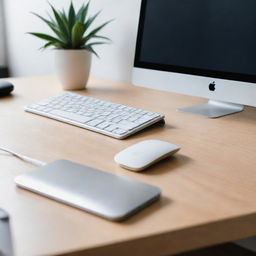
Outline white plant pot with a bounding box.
[55,49,92,90]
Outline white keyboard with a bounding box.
[25,92,165,139]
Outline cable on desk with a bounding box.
[0,146,46,167]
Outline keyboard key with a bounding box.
[50,110,92,123]
[104,124,119,132]
[128,116,138,122]
[140,116,154,122]
[112,117,122,123]
[37,106,47,111]
[135,118,150,125]
[118,120,139,130]
[86,119,104,127]
[97,122,111,129]
[113,129,127,135]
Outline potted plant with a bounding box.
[29,1,112,90]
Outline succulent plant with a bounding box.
[29,1,112,56]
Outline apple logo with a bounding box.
[209,81,216,91]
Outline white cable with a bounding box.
[0,146,46,167]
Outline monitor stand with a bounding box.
[178,100,244,118]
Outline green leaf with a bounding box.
[77,2,89,23]
[46,11,56,24]
[87,41,107,46]
[31,12,54,27]
[83,19,113,43]
[81,41,108,56]
[71,21,85,48]
[83,11,101,32]
[28,32,64,44]
[59,10,71,46]
[49,3,69,37]
[45,42,54,47]
[76,3,85,19]
[85,45,99,57]
[31,12,67,42]
[68,1,76,30]
[39,41,54,50]
[60,8,69,25]
[93,35,112,42]
[54,42,65,48]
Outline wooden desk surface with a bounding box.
[0,75,256,256]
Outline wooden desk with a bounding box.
[0,75,256,256]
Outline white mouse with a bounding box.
[114,140,181,171]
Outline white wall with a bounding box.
[3,0,141,82]
[0,0,7,66]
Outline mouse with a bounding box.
[114,139,181,171]
[0,81,14,97]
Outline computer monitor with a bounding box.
[132,0,256,118]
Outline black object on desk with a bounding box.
[0,81,14,97]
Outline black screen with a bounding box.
[134,0,256,83]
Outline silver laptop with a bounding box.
[15,160,161,221]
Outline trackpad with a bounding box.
[15,160,161,221]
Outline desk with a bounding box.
[0,75,256,256]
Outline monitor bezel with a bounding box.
[134,0,256,84]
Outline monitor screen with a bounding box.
[134,0,256,83]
